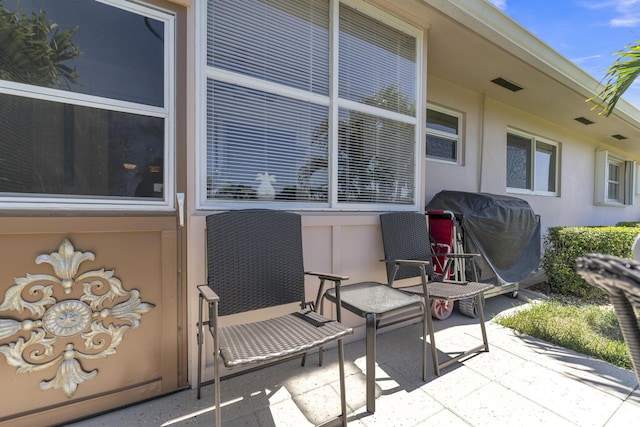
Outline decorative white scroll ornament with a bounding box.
[0,239,155,398]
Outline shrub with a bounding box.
[616,221,640,227]
[542,226,639,299]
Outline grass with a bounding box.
[495,299,633,370]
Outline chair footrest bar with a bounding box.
[436,344,489,372]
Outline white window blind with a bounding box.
[336,3,417,205]
[208,0,330,95]
[206,81,329,201]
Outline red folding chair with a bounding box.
[427,210,458,319]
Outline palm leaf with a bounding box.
[589,42,640,117]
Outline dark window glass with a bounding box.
[535,141,556,192]
[427,109,458,135]
[0,94,164,198]
[426,135,457,161]
[506,133,531,189]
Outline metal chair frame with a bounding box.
[379,212,494,377]
[196,210,353,427]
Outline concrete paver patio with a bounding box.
[65,292,640,426]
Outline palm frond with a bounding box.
[588,42,640,117]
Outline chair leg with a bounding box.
[422,302,428,382]
[476,294,489,352]
[197,294,204,400]
[430,294,489,376]
[214,330,221,427]
[365,312,377,413]
[426,299,440,376]
[338,338,348,427]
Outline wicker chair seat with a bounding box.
[219,311,352,368]
[399,280,494,300]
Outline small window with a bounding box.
[595,149,635,206]
[506,130,558,196]
[426,106,461,163]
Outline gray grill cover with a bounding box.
[426,191,541,285]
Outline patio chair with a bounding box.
[378,212,494,377]
[196,209,353,427]
[576,253,640,383]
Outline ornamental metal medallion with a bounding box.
[0,239,155,398]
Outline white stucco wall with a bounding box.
[425,75,640,238]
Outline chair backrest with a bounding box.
[206,209,305,316]
[427,210,455,278]
[576,253,640,382]
[380,211,434,283]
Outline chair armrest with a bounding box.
[382,258,432,267]
[305,271,349,282]
[305,271,348,319]
[197,284,220,303]
[442,253,480,259]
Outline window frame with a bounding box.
[506,129,559,197]
[0,0,176,212]
[196,0,423,211]
[595,149,635,206]
[425,104,462,165]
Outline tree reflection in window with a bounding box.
[0,3,81,88]
[301,85,415,205]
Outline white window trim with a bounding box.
[195,0,423,212]
[506,129,559,197]
[0,0,176,212]
[595,149,635,207]
[425,104,462,165]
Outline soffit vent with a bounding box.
[574,117,594,125]
[490,77,523,92]
[612,134,628,140]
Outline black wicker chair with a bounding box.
[576,253,640,382]
[378,212,493,376]
[196,210,353,427]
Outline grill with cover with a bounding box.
[426,191,541,299]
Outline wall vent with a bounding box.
[490,77,523,92]
[574,117,594,125]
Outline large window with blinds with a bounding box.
[200,0,421,209]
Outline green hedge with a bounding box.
[616,221,640,227]
[542,226,639,299]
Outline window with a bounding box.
[0,0,174,210]
[506,130,558,196]
[200,0,421,209]
[426,106,461,163]
[595,149,635,206]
